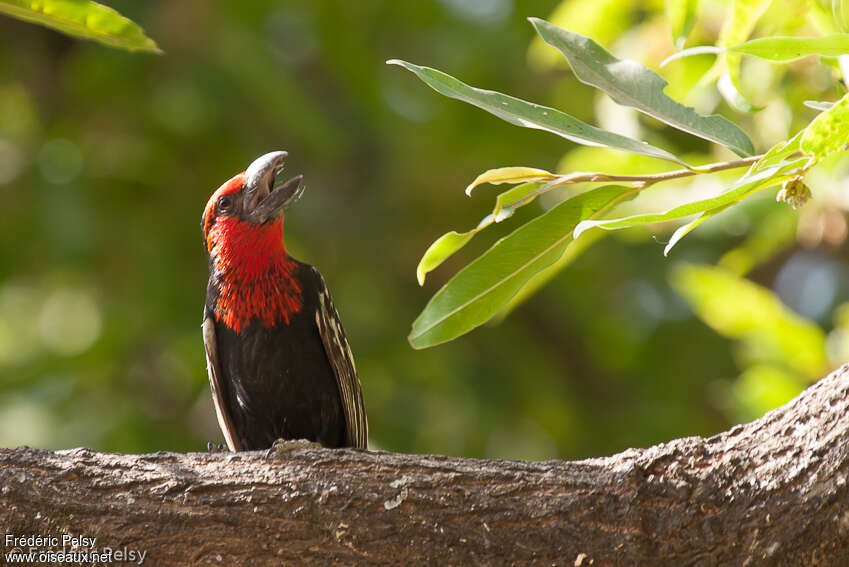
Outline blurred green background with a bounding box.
[1,0,848,459]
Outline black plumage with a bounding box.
[201,151,367,451]
[204,262,365,450]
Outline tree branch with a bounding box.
[3,364,849,566]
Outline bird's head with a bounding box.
[202,151,304,256]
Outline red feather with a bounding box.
[204,173,303,333]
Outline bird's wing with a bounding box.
[312,269,368,448]
[202,314,241,451]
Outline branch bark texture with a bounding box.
[3,364,849,566]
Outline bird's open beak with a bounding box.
[243,151,304,224]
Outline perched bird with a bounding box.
[201,151,367,451]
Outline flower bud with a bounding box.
[776,177,811,209]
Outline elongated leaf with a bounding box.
[801,92,849,161]
[417,181,551,285]
[492,181,546,216]
[492,228,606,322]
[663,204,731,256]
[465,167,555,196]
[664,34,849,65]
[715,0,774,112]
[0,0,161,53]
[751,130,803,172]
[726,34,849,59]
[409,185,637,348]
[417,231,476,286]
[666,0,700,49]
[574,157,808,238]
[387,59,688,166]
[530,18,754,157]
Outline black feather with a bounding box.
[203,261,366,450]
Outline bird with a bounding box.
[201,151,367,451]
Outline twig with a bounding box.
[552,154,764,186]
[507,154,766,211]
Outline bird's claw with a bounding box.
[207,441,228,453]
[265,438,322,460]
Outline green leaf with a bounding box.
[663,204,731,256]
[730,34,849,59]
[416,231,477,286]
[666,0,700,49]
[492,181,546,217]
[387,59,688,166]
[492,228,606,322]
[671,264,827,378]
[0,0,162,53]
[664,34,849,65]
[409,185,637,348]
[465,167,555,196]
[574,157,808,238]
[416,181,552,285]
[529,18,755,157]
[801,91,849,161]
[715,0,774,112]
[750,130,803,172]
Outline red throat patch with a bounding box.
[206,207,303,334]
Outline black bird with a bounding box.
[201,151,367,450]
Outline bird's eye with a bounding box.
[217,196,233,214]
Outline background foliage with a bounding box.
[1,0,847,460]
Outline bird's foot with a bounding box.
[207,441,228,453]
[265,438,322,460]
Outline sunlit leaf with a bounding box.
[666,0,700,49]
[663,204,731,256]
[574,157,808,238]
[750,130,804,172]
[530,18,755,157]
[715,0,774,112]
[416,231,477,286]
[730,34,849,59]
[0,0,161,53]
[387,59,688,166]
[671,264,827,378]
[465,166,555,196]
[409,185,637,348]
[801,91,849,161]
[664,34,849,65]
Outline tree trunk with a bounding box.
[2,364,849,566]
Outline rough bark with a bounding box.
[2,364,849,566]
